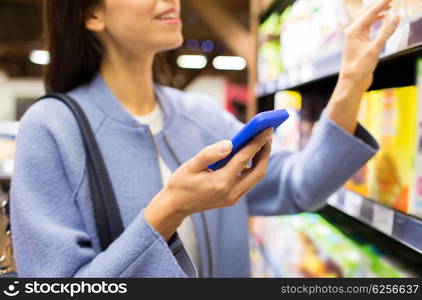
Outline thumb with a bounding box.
[374,14,400,52]
[185,140,232,172]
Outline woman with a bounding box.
[10,0,399,277]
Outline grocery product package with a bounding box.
[345,75,422,218]
[249,214,404,277]
[271,0,421,78]
[258,11,286,83]
[273,91,302,151]
[280,0,351,68]
[366,87,417,213]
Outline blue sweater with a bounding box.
[10,74,378,277]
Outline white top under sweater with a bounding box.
[133,104,200,275]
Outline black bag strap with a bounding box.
[38,93,124,251]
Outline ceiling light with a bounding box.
[29,50,50,65]
[176,55,207,69]
[212,56,246,71]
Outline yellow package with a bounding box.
[274,91,302,151]
[346,85,421,218]
[411,58,422,218]
[366,87,417,213]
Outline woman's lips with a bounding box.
[155,10,181,25]
[156,17,181,25]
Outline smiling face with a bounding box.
[86,0,183,56]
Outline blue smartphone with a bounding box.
[208,109,289,171]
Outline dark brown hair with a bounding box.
[43,0,172,93]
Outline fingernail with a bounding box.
[217,140,232,153]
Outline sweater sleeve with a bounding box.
[10,108,195,278]
[247,111,379,215]
[212,105,378,215]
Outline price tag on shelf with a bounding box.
[327,193,339,207]
[300,63,313,83]
[277,75,287,90]
[372,204,394,235]
[287,68,300,87]
[266,81,277,94]
[343,191,362,217]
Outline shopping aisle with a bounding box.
[0,0,421,280]
[251,0,422,278]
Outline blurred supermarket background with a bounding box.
[1,0,422,277]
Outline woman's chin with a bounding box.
[159,37,184,52]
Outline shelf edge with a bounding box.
[327,189,422,255]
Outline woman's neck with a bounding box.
[100,49,157,116]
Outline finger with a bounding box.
[185,140,232,173]
[230,138,272,199]
[374,13,401,51]
[222,128,273,178]
[251,136,272,168]
[229,140,272,203]
[239,137,272,181]
[359,0,393,27]
[375,11,388,21]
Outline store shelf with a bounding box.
[327,189,422,255]
[257,15,422,97]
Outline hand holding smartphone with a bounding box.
[208,109,289,171]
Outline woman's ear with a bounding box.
[85,8,105,32]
